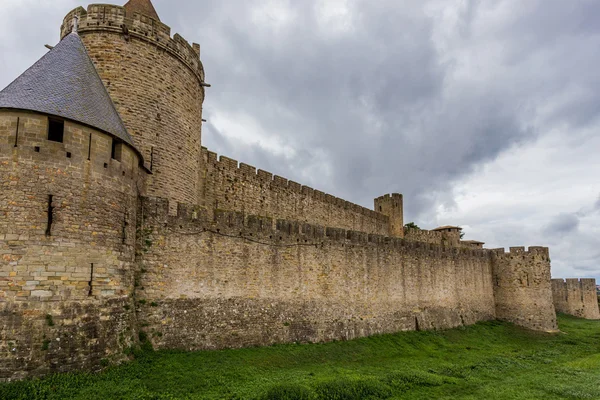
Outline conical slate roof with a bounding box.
[124,0,160,21]
[0,33,135,147]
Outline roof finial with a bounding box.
[72,15,79,34]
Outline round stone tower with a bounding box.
[60,1,207,209]
[0,31,143,380]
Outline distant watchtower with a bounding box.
[60,0,208,208]
[374,193,404,237]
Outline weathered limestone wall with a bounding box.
[404,229,445,245]
[0,111,142,381]
[491,247,558,332]
[61,4,205,207]
[552,278,600,320]
[0,298,135,381]
[135,197,496,350]
[199,148,390,235]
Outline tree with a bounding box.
[460,230,465,239]
[404,222,421,230]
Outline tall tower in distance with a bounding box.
[60,0,208,209]
[374,193,404,237]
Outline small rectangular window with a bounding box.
[48,119,64,143]
[111,139,122,161]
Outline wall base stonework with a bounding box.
[137,298,495,351]
[0,298,137,382]
[134,196,502,351]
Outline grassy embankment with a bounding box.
[1,314,600,400]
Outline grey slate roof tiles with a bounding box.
[0,33,136,148]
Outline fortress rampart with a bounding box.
[199,148,390,235]
[404,228,445,245]
[491,247,557,331]
[0,110,141,380]
[552,278,600,320]
[0,0,586,382]
[61,4,206,207]
[135,196,496,350]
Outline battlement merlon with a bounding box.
[139,196,489,259]
[489,246,550,257]
[200,148,389,224]
[60,4,206,86]
[374,193,404,238]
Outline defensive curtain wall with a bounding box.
[134,196,557,351]
[2,0,596,382]
[552,279,600,319]
[0,111,143,380]
[199,148,394,236]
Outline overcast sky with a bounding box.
[1,0,599,280]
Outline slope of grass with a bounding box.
[2,314,600,399]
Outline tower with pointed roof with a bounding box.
[0,22,145,379]
[0,0,208,380]
[60,0,207,210]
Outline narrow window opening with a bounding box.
[104,163,108,168]
[88,263,94,296]
[379,206,382,212]
[415,316,420,331]
[66,152,72,158]
[47,119,64,143]
[34,146,40,153]
[87,133,92,160]
[45,195,54,236]
[14,117,20,147]
[111,139,122,161]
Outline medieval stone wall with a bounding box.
[199,148,390,235]
[552,278,600,320]
[491,247,558,332]
[61,5,205,208]
[0,111,142,380]
[135,196,496,350]
[404,228,445,245]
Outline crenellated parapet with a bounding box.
[199,148,390,235]
[140,196,489,259]
[552,278,600,319]
[60,4,205,84]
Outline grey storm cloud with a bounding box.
[544,213,580,236]
[163,0,600,220]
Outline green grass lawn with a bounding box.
[2,314,600,400]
